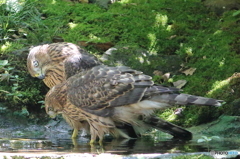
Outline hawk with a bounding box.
[45,65,223,144]
[27,42,223,143]
[27,42,101,138]
[27,42,101,88]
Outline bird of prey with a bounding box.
[44,64,223,144]
[27,42,223,143]
[27,42,103,139]
[27,42,101,88]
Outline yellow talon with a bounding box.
[89,139,103,146]
[71,138,78,147]
[99,139,103,146]
[90,139,95,145]
[71,129,78,138]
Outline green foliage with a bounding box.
[1,0,240,126]
[0,42,46,119]
[0,1,48,120]
[37,0,176,51]
[0,0,46,43]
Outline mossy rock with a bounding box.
[189,115,240,138]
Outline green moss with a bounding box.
[1,0,240,126]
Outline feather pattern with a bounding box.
[45,64,224,142]
[28,42,224,143]
[66,65,223,117]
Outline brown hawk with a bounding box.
[27,42,193,140]
[27,42,223,143]
[27,42,101,138]
[27,42,101,88]
[44,65,223,144]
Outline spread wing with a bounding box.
[66,65,154,117]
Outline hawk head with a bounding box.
[27,42,92,88]
[27,44,52,79]
[45,83,67,118]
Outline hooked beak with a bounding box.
[48,111,57,119]
[35,73,45,79]
[52,116,58,121]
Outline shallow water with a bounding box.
[0,115,239,158]
[0,134,239,155]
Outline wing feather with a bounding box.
[67,65,153,117]
[64,53,101,79]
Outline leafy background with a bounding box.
[0,0,240,126]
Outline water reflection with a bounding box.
[0,129,239,156]
[1,136,238,155]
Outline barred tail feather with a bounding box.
[150,93,224,107]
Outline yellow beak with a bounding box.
[35,73,45,79]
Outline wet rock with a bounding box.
[44,117,89,138]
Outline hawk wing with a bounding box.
[67,65,155,117]
[64,52,101,79]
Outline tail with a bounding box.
[114,116,192,140]
[142,115,192,140]
[150,93,224,107]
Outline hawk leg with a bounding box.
[72,128,79,138]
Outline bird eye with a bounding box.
[48,107,54,111]
[33,61,39,67]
